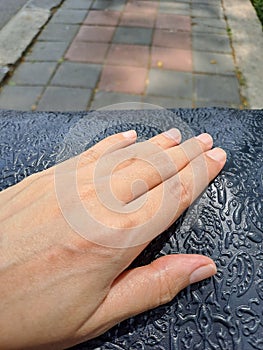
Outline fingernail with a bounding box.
[206,148,226,164]
[163,128,181,143]
[122,130,137,139]
[195,133,213,147]
[190,264,217,284]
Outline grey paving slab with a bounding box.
[51,62,102,88]
[113,27,153,45]
[0,86,43,110]
[0,0,28,30]
[194,74,241,104]
[147,69,192,99]
[49,9,88,25]
[63,0,93,9]
[142,96,193,108]
[10,62,57,86]
[92,0,126,11]
[192,33,231,53]
[192,4,224,19]
[37,86,92,111]
[38,23,79,42]
[195,100,240,108]
[193,52,236,75]
[192,17,227,34]
[90,91,142,109]
[25,41,69,61]
[159,2,190,15]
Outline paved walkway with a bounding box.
[0,0,258,110]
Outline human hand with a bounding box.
[0,129,226,349]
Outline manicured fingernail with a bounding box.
[206,147,226,164]
[190,264,217,284]
[122,130,137,139]
[163,128,181,143]
[195,133,213,147]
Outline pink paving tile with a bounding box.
[151,47,192,71]
[65,42,109,63]
[156,14,191,31]
[75,26,115,42]
[153,29,191,50]
[107,44,149,67]
[120,11,155,28]
[84,10,121,26]
[99,65,147,94]
[125,0,158,14]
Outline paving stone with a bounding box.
[37,86,91,111]
[90,91,142,109]
[156,14,191,31]
[153,30,191,50]
[192,17,227,35]
[49,9,88,24]
[125,1,159,13]
[84,10,121,26]
[159,2,190,15]
[192,4,223,19]
[11,62,57,85]
[194,74,241,104]
[25,41,69,61]
[63,0,93,9]
[147,69,192,99]
[99,65,147,94]
[106,44,149,67]
[151,47,192,71]
[75,26,115,43]
[195,100,240,108]
[51,62,101,88]
[65,42,109,63]
[193,51,235,75]
[120,11,155,28]
[192,33,231,53]
[0,86,43,110]
[142,95,193,108]
[92,0,126,11]
[113,27,153,45]
[38,24,79,42]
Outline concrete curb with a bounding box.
[0,0,64,83]
[223,0,263,109]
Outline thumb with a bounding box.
[94,254,216,333]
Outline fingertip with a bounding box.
[189,263,217,284]
[163,128,182,143]
[122,130,137,139]
[195,133,213,148]
[206,147,227,166]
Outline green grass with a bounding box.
[251,0,263,26]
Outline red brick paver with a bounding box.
[75,26,115,43]
[153,30,191,50]
[99,65,147,94]
[156,14,191,31]
[120,11,155,28]
[107,44,149,67]
[151,47,192,71]
[65,42,109,63]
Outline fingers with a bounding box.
[110,133,213,203]
[78,130,137,166]
[82,254,216,338]
[120,147,226,246]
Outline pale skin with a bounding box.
[0,129,226,349]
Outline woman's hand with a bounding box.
[0,129,226,349]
